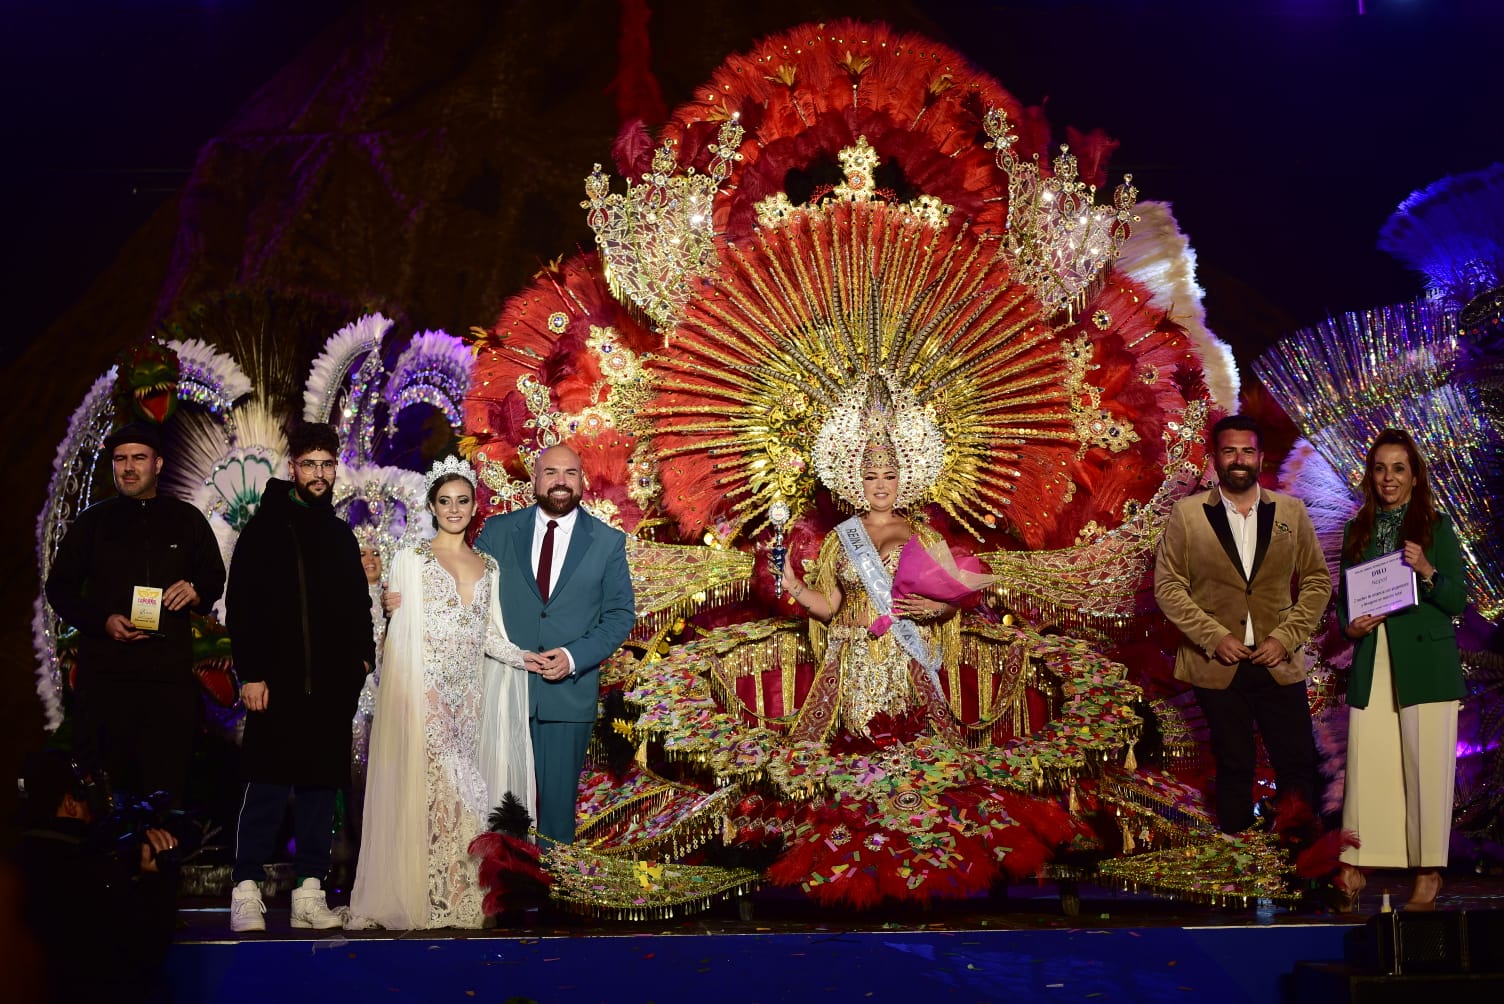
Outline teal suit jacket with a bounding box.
[475,505,636,722]
[1338,513,1467,709]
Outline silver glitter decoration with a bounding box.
[1254,298,1502,619]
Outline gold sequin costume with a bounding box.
[792,526,963,745]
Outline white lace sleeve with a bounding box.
[482,557,526,667]
[485,616,525,667]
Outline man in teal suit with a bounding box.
[474,444,636,843]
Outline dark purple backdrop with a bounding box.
[5,0,1502,365]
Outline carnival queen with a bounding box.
[779,379,990,746]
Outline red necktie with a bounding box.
[536,519,558,603]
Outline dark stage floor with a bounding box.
[173,868,1504,941]
[160,872,1504,1003]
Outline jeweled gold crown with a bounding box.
[983,108,1138,319]
[583,116,744,334]
[754,135,954,230]
[813,374,945,511]
[861,435,898,472]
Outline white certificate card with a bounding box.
[1344,549,1419,621]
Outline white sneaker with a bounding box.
[290,878,344,930]
[230,879,266,933]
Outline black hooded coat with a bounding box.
[226,478,374,787]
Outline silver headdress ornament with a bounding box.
[350,523,390,574]
[424,454,477,494]
[812,374,946,511]
[351,524,383,550]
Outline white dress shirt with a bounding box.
[531,506,578,589]
[1219,488,1260,646]
[531,506,580,670]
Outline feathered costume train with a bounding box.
[461,20,1245,910]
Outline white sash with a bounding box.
[833,517,942,690]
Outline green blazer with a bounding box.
[475,504,636,723]
[1338,512,1466,709]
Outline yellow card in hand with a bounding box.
[130,586,163,632]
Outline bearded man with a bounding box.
[474,444,635,844]
[1154,415,1332,833]
[224,422,373,931]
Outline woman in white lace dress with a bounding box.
[350,457,535,929]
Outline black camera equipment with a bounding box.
[87,786,201,873]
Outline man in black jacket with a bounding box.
[45,421,226,806]
[225,422,373,932]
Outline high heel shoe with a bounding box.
[1334,864,1366,914]
[1403,871,1442,911]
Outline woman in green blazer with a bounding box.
[1335,429,1466,912]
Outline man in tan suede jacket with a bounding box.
[1155,415,1332,833]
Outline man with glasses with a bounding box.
[223,422,374,932]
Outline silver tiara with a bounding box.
[424,454,477,494]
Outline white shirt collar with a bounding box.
[534,505,580,532]
[1217,487,1260,515]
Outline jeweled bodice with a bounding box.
[831,545,899,622]
[421,554,492,728]
[829,545,919,736]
